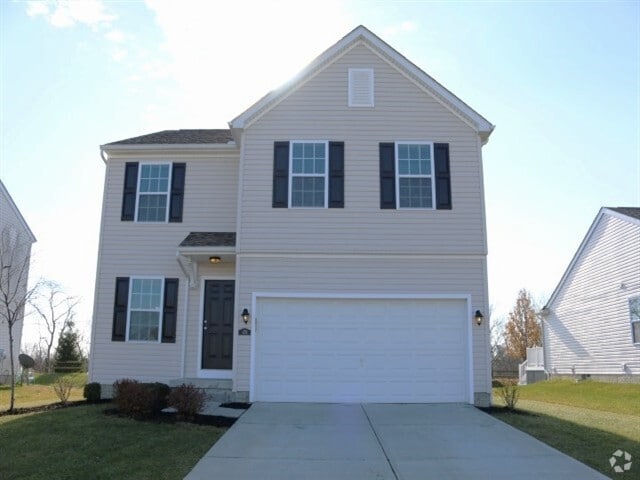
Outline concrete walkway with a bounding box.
[185,403,608,480]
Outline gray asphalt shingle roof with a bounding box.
[179,232,236,248]
[608,207,640,220]
[106,129,234,145]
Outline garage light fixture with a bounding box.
[241,308,250,325]
[474,310,484,326]
[209,256,221,264]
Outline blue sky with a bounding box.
[1,0,638,347]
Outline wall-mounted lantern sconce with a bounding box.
[241,308,250,325]
[209,256,221,264]
[474,310,484,326]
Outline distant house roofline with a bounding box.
[0,179,37,243]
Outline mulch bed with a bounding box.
[0,399,109,417]
[477,406,537,416]
[102,407,245,427]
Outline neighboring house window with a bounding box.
[348,68,374,107]
[121,162,186,222]
[379,142,451,210]
[112,277,179,343]
[630,296,640,343]
[272,141,344,209]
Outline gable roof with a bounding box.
[105,129,234,146]
[0,179,37,243]
[545,207,640,309]
[229,25,494,143]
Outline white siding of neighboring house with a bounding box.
[544,212,640,376]
[0,182,35,381]
[237,43,487,256]
[89,150,239,384]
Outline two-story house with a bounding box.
[89,26,494,406]
[0,180,37,383]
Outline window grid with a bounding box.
[290,141,328,208]
[127,278,163,342]
[137,164,171,222]
[396,142,434,209]
[630,296,640,344]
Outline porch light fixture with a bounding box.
[209,256,221,264]
[241,308,250,325]
[474,310,484,326]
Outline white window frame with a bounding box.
[348,68,374,107]
[395,141,435,210]
[288,141,329,209]
[630,296,640,344]
[126,276,164,343]
[135,162,172,223]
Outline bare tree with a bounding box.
[504,289,542,361]
[30,280,79,373]
[0,228,39,412]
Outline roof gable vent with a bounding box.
[348,68,374,107]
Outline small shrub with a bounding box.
[167,384,206,419]
[83,382,101,403]
[52,376,74,404]
[113,379,170,418]
[498,379,520,410]
[492,379,504,388]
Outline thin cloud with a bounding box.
[383,20,418,38]
[106,30,126,43]
[25,0,116,29]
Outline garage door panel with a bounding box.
[254,297,469,403]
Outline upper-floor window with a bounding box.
[138,164,171,222]
[379,142,451,210]
[396,143,434,209]
[272,141,344,209]
[290,142,328,208]
[121,162,185,223]
[630,296,640,344]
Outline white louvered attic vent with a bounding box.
[348,68,374,107]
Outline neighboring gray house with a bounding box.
[0,180,37,383]
[543,207,640,382]
[89,26,495,405]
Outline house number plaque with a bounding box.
[238,328,251,336]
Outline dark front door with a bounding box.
[202,280,234,370]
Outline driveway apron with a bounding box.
[184,403,608,480]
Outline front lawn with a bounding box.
[0,373,87,410]
[492,380,640,478]
[0,404,225,479]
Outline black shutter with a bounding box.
[161,278,179,343]
[169,163,186,222]
[273,142,289,208]
[121,163,139,221]
[379,143,396,209]
[328,142,344,208]
[112,277,129,341]
[434,143,452,210]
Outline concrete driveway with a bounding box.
[185,403,608,480]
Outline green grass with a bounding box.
[0,404,225,479]
[0,375,86,410]
[33,371,87,387]
[493,380,640,478]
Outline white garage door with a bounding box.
[252,297,470,403]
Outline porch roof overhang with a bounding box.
[176,232,236,287]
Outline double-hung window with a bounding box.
[630,296,640,344]
[127,278,163,342]
[396,142,434,209]
[290,141,328,208]
[137,164,171,222]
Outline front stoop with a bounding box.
[169,378,248,403]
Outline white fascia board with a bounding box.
[0,179,37,243]
[229,25,494,140]
[545,208,608,309]
[177,246,236,255]
[100,143,240,162]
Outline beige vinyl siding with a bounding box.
[545,213,640,375]
[90,151,239,384]
[234,255,491,397]
[238,43,486,255]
